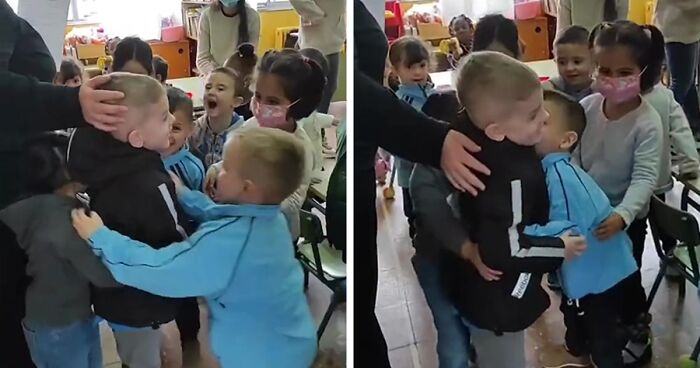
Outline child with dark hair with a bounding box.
[445,14,474,68]
[388,36,435,239]
[224,42,258,120]
[110,36,154,76]
[54,57,84,87]
[575,20,666,366]
[189,67,246,168]
[472,14,522,59]
[544,25,595,101]
[152,55,169,84]
[0,132,119,368]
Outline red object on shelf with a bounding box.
[515,0,544,20]
[385,0,405,41]
[161,26,185,42]
[185,92,193,99]
[539,76,550,82]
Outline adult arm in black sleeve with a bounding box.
[0,71,85,132]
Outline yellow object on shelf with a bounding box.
[385,10,395,19]
[274,26,299,50]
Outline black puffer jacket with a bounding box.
[68,127,189,327]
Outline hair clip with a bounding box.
[643,28,652,39]
[302,56,310,64]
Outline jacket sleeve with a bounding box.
[615,119,663,226]
[87,220,248,298]
[409,164,470,256]
[355,71,449,168]
[195,11,217,75]
[556,0,572,32]
[178,188,217,223]
[524,163,583,237]
[289,0,326,24]
[0,71,85,132]
[668,98,700,176]
[479,181,565,274]
[60,229,120,288]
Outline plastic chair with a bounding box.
[646,195,700,366]
[296,210,346,340]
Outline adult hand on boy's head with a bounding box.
[79,75,128,131]
[71,209,104,240]
[441,130,490,195]
[462,242,502,281]
[562,231,587,260]
[595,213,626,241]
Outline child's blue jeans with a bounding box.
[22,317,102,368]
[412,254,471,368]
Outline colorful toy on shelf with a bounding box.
[405,4,444,28]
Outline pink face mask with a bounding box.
[593,67,646,104]
[251,98,298,130]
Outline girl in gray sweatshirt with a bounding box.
[574,21,666,366]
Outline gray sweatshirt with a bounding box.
[573,93,663,226]
[0,194,119,327]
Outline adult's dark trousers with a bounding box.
[666,41,700,133]
[318,52,341,114]
[619,218,651,342]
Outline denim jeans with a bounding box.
[22,317,102,368]
[666,41,700,132]
[412,254,471,368]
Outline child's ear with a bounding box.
[127,130,145,148]
[560,131,578,150]
[232,96,244,108]
[484,123,506,142]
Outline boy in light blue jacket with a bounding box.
[525,90,637,368]
[72,127,317,368]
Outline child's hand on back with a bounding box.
[595,213,625,241]
[561,230,587,260]
[71,209,105,240]
[461,241,503,281]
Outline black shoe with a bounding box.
[623,339,652,368]
[547,273,561,291]
[469,343,477,364]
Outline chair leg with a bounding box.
[303,269,309,292]
[317,291,342,340]
[647,260,668,309]
[692,335,700,361]
[679,277,687,300]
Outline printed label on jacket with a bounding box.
[511,273,531,299]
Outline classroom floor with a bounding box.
[376,180,700,368]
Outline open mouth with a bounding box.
[206,100,218,109]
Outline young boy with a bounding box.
[0,132,119,368]
[439,52,586,367]
[153,55,169,84]
[223,43,257,120]
[189,67,244,168]
[163,86,205,191]
[526,90,638,368]
[543,25,594,101]
[72,127,317,368]
[389,36,435,239]
[67,72,187,368]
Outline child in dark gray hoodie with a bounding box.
[0,132,119,368]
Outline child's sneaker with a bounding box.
[539,345,592,368]
[623,338,652,368]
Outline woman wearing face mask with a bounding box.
[206,49,322,240]
[196,0,261,75]
[573,20,665,367]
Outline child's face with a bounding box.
[534,100,576,156]
[555,43,594,88]
[394,59,429,86]
[253,73,297,130]
[127,93,173,152]
[594,45,642,79]
[57,76,82,87]
[482,89,549,146]
[162,108,194,157]
[451,19,473,46]
[204,72,239,118]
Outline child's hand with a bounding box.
[204,162,221,199]
[595,213,625,240]
[561,231,587,260]
[168,171,185,194]
[71,209,105,240]
[461,241,502,281]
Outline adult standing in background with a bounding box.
[655,0,700,137]
[557,0,628,34]
[290,0,346,114]
[354,1,490,365]
[196,0,261,75]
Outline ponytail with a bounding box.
[603,0,618,22]
[641,24,666,90]
[258,49,327,121]
[237,0,249,45]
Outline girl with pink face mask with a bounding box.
[240,49,323,240]
[572,20,665,367]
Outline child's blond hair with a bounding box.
[456,51,540,124]
[227,127,306,203]
[98,72,165,108]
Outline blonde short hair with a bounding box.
[455,51,540,119]
[227,127,306,202]
[98,72,165,108]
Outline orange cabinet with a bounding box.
[516,17,550,62]
[149,40,191,79]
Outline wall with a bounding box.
[258,8,300,54]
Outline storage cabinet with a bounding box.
[516,17,550,62]
[150,40,191,79]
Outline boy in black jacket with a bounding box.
[437,52,586,367]
[67,72,187,368]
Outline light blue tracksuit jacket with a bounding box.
[525,152,637,299]
[87,188,317,367]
